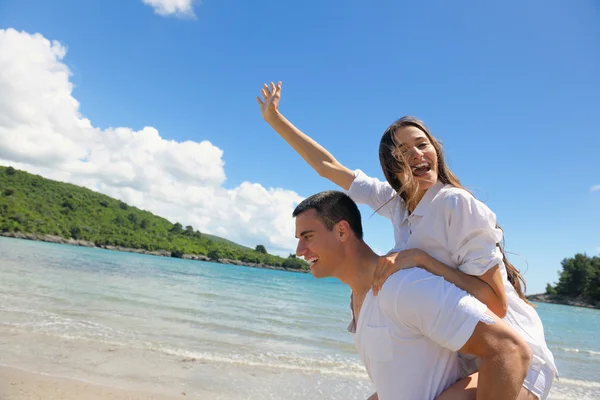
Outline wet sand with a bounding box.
[0,366,190,400]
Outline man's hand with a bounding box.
[256,81,282,122]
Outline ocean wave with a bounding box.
[0,324,367,380]
[0,313,137,342]
[559,347,600,357]
[557,378,600,389]
[0,307,355,355]
[157,346,368,379]
[550,378,600,400]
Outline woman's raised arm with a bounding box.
[257,81,355,190]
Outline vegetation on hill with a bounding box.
[528,253,600,308]
[545,253,600,301]
[0,166,308,271]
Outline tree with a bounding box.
[208,248,225,260]
[241,252,260,263]
[587,268,600,301]
[127,213,139,224]
[586,256,600,301]
[185,225,194,236]
[170,222,183,234]
[283,257,306,270]
[62,199,75,211]
[255,244,267,254]
[171,248,185,258]
[555,253,593,296]
[545,283,557,295]
[11,213,25,223]
[550,253,600,301]
[6,166,16,175]
[70,226,82,240]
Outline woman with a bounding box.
[257,81,557,400]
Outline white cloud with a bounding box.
[142,0,197,18]
[0,28,303,255]
[590,185,600,193]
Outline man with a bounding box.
[293,190,532,400]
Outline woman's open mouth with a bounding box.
[411,162,431,177]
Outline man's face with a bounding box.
[294,209,343,279]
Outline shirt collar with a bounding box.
[408,181,445,218]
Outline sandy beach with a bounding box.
[0,366,190,400]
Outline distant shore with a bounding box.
[0,232,309,274]
[527,293,600,310]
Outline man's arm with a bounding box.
[458,310,531,400]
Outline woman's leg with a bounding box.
[435,373,538,400]
[435,373,478,400]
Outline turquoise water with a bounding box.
[0,236,598,399]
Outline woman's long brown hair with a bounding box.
[378,116,532,305]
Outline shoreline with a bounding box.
[6,232,599,304]
[0,231,309,274]
[527,293,600,310]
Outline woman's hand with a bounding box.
[256,81,282,122]
[374,248,509,318]
[373,249,426,295]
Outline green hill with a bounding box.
[202,233,253,251]
[0,166,308,271]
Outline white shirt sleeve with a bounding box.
[443,190,504,276]
[345,169,398,220]
[380,269,488,352]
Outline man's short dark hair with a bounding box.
[292,190,364,240]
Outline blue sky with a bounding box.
[0,0,598,293]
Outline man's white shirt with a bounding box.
[351,268,491,400]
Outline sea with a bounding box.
[0,236,598,399]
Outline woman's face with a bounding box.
[393,126,439,192]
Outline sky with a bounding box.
[0,0,598,293]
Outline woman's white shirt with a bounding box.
[346,169,558,377]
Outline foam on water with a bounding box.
[1,236,599,399]
[559,348,600,357]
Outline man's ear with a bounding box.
[336,220,351,242]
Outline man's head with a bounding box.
[293,190,363,278]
